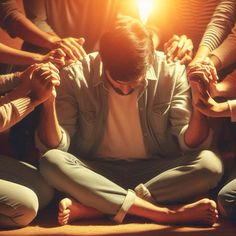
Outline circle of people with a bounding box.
[0,0,236,229]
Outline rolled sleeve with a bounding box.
[228,100,236,122]
[35,128,70,154]
[179,125,214,151]
[113,189,136,223]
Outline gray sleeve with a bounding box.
[211,21,236,68]
[23,0,54,33]
[199,0,236,51]
[0,0,24,37]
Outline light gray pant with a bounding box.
[218,168,236,219]
[40,149,223,223]
[0,155,54,228]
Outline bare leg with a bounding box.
[129,197,218,226]
[58,196,218,226]
[58,198,104,225]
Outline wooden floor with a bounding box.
[0,206,235,236]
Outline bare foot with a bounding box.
[58,197,103,225]
[130,197,218,226]
[168,198,218,226]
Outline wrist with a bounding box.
[47,34,61,49]
[209,54,222,71]
[42,95,56,107]
[32,53,45,63]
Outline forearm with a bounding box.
[192,45,211,63]
[37,99,62,148]
[7,16,60,50]
[184,108,209,148]
[0,43,44,65]
[199,0,236,52]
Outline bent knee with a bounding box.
[2,192,38,228]
[218,184,236,218]
[197,150,223,186]
[16,204,38,228]
[41,149,62,164]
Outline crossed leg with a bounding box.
[58,196,218,226]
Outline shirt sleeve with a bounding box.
[0,73,21,94]
[227,100,236,122]
[23,0,55,33]
[0,97,34,132]
[168,63,192,148]
[210,21,236,69]
[199,0,236,52]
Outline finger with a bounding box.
[209,65,219,82]
[61,39,86,60]
[47,61,60,69]
[43,72,60,84]
[54,48,66,57]
[59,43,77,60]
[164,34,180,52]
[180,54,192,65]
[77,37,85,45]
[188,71,210,84]
[48,56,65,67]
[176,39,193,61]
[166,41,179,62]
[177,35,187,49]
[41,62,60,73]
[68,40,87,59]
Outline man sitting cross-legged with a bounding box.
[36,16,223,226]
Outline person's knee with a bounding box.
[39,149,61,177]
[41,149,62,164]
[10,190,38,228]
[197,150,223,187]
[217,183,236,219]
[16,204,37,228]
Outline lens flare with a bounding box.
[137,0,155,24]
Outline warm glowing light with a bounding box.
[137,0,155,24]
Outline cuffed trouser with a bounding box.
[0,155,54,228]
[40,149,223,223]
[218,168,236,219]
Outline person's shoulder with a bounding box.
[60,52,102,84]
[153,50,186,71]
[63,51,99,68]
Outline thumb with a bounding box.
[78,37,85,45]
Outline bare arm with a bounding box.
[0,42,44,65]
[37,97,62,149]
[0,43,66,67]
[184,104,210,148]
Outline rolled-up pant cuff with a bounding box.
[113,189,136,223]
